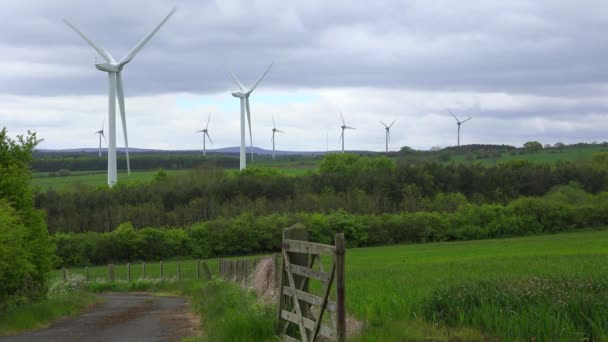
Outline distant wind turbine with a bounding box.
[196,114,213,156]
[270,116,284,160]
[230,62,274,170]
[95,120,107,158]
[380,120,395,152]
[338,110,356,153]
[449,111,472,147]
[64,8,176,187]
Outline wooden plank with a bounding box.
[282,250,309,342]
[311,259,337,341]
[335,233,346,342]
[280,333,300,342]
[281,310,337,340]
[282,239,335,256]
[288,264,331,282]
[282,287,336,312]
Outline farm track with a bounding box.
[0,293,199,342]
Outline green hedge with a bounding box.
[52,184,608,267]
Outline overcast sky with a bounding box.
[1,0,607,151]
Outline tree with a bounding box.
[0,128,54,303]
[523,141,543,152]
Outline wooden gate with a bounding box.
[276,224,345,342]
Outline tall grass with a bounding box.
[0,292,97,335]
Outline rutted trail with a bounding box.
[1,293,199,342]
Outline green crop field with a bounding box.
[55,229,608,340]
[32,169,192,192]
[452,145,608,165]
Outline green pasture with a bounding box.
[54,229,608,340]
[452,145,608,165]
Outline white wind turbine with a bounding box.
[196,114,213,156]
[338,110,356,153]
[95,120,107,158]
[64,8,176,187]
[230,62,273,170]
[270,116,284,160]
[380,120,396,152]
[449,111,472,147]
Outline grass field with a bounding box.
[452,145,608,165]
[32,169,192,192]
[55,229,608,340]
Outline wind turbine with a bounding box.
[338,110,356,153]
[270,116,284,160]
[64,8,176,187]
[449,111,472,147]
[380,120,395,152]
[95,120,107,158]
[195,114,213,156]
[230,62,273,170]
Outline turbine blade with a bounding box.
[246,61,273,94]
[206,132,213,144]
[272,115,276,129]
[462,117,473,123]
[379,121,387,128]
[63,19,114,62]
[245,97,253,157]
[340,110,345,125]
[346,126,356,130]
[102,119,105,131]
[230,70,245,91]
[119,8,176,65]
[449,110,460,123]
[277,130,285,133]
[389,120,396,128]
[206,113,211,130]
[102,132,107,144]
[339,130,344,142]
[116,72,131,175]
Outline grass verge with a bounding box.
[0,292,98,336]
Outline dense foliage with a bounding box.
[0,128,54,308]
[52,184,608,267]
[35,153,608,234]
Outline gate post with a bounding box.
[335,233,346,342]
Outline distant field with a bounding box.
[31,169,191,192]
[451,145,608,165]
[56,229,608,340]
[32,159,319,192]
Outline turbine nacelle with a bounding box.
[95,62,122,73]
[231,92,248,98]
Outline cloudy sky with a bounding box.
[1,0,607,151]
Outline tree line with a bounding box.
[35,153,608,234]
[52,183,608,267]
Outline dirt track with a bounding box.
[1,293,199,342]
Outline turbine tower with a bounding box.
[380,120,395,152]
[338,110,356,153]
[64,8,176,187]
[449,111,472,147]
[229,62,273,170]
[196,114,213,156]
[95,120,107,158]
[270,116,284,160]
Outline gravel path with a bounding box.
[0,293,199,342]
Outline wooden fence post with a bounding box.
[276,223,309,333]
[196,259,201,280]
[62,267,67,281]
[336,233,346,342]
[177,261,181,281]
[142,262,146,279]
[202,261,212,280]
[127,262,131,282]
[85,266,89,282]
[108,264,115,282]
[273,253,280,291]
[160,261,164,279]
